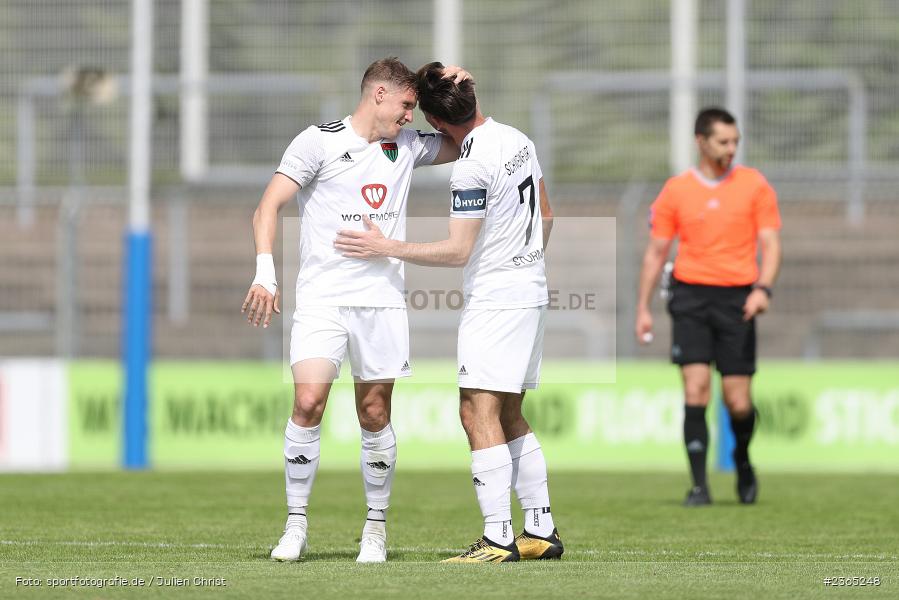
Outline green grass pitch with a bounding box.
[1,471,896,598]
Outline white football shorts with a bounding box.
[290,306,411,381]
[457,305,547,394]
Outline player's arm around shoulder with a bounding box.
[431,133,461,165]
[242,173,299,328]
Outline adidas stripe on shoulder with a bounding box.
[460,138,474,158]
[318,120,346,133]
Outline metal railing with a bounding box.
[532,69,869,223]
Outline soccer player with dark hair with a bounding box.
[335,62,562,563]
[243,58,469,563]
[635,107,782,506]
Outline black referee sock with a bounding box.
[730,407,757,469]
[683,405,709,489]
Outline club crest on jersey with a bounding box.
[381,142,398,162]
[361,183,388,209]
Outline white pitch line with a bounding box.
[590,549,896,560]
[0,540,246,550]
[1,541,894,561]
[0,540,449,553]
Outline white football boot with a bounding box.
[355,528,387,563]
[270,526,307,561]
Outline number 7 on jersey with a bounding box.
[517,175,537,247]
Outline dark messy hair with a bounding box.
[415,61,477,125]
[361,57,416,94]
[694,107,737,137]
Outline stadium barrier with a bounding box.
[0,360,68,470]
[1,360,896,472]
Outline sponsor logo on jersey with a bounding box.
[452,189,487,212]
[340,211,400,222]
[381,142,398,162]
[361,183,387,209]
[339,152,353,162]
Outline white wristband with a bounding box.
[252,253,277,296]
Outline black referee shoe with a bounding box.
[683,486,712,507]
[736,462,758,504]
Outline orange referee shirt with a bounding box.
[650,165,781,286]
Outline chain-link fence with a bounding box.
[1,0,898,359]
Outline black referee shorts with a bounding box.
[666,279,756,376]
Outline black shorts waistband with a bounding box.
[672,278,753,292]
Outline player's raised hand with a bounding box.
[441,65,472,85]
[334,216,391,260]
[242,284,281,328]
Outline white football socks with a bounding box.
[363,508,387,538]
[360,424,397,511]
[284,419,321,510]
[286,510,307,532]
[508,432,555,537]
[484,519,513,546]
[471,444,514,545]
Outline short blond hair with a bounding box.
[361,57,416,94]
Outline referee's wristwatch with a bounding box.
[752,284,773,298]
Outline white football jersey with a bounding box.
[277,116,442,306]
[449,118,548,308]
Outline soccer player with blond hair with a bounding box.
[243,58,468,563]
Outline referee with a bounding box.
[635,107,782,506]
